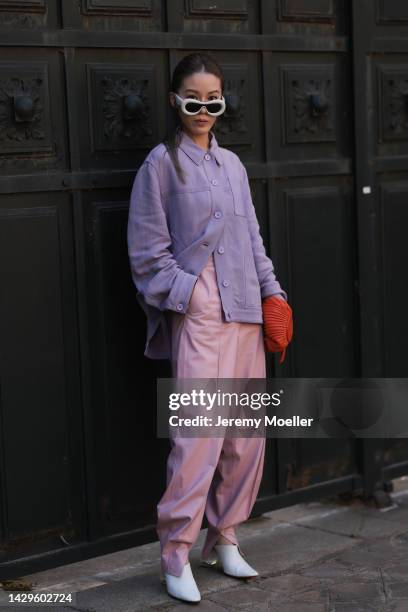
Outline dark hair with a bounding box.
[163,52,224,183]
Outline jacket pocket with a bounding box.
[166,189,212,250]
[229,182,246,216]
[233,195,247,216]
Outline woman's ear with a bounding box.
[169,92,176,108]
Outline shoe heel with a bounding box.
[200,558,218,567]
[200,550,218,567]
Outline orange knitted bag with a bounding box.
[262,295,293,364]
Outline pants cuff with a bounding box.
[160,544,190,577]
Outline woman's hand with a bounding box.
[262,295,293,364]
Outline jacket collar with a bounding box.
[178,128,223,166]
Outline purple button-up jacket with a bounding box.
[127,129,287,360]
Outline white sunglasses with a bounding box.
[172,92,226,116]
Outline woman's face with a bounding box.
[169,72,222,138]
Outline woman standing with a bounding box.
[127,53,293,604]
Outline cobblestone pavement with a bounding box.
[2,477,408,611]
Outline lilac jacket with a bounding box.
[127,129,287,360]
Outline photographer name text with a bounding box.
[169,415,314,428]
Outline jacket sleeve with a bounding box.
[240,161,288,302]
[127,160,198,313]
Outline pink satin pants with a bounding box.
[157,252,266,577]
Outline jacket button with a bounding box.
[222,280,229,287]
[214,211,222,219]
[204,154,211,161]
[176,303,183,311]
[218,246,224,254]
[211,179,218,185]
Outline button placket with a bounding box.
[203,152,224,220]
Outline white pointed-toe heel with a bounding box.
[202,544,259,579]
[160,562,201,604]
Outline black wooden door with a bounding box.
[0,0,407,576]
[350,0,408,496]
